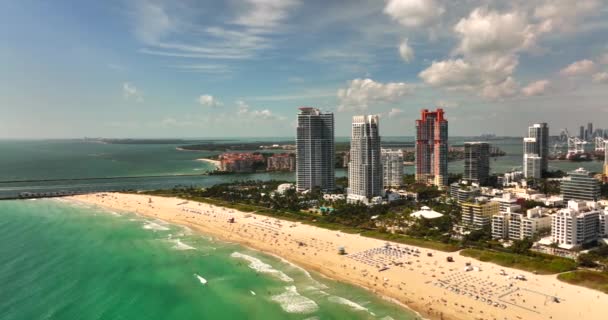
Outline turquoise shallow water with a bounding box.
[0,199,417,320]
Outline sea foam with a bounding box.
[142,221,169,231]
[230,252,293,282]
[327,296,369,312]
[172,239,196,251]
[271,286,318,314]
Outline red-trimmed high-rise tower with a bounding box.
[415,108,448,187]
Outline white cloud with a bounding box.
[435,100,458,108]
[560,59,596,76]
[131,0,174,44]
[387,108,404,118]
[132,0,296,61]
[522,79,550,96]
[419,56,520,100]
[337,78,414,111]
[480,77,519,100]
[417,6,541,101]
[123,82,143,102]
[533,0,601,33]
[383,0,444,28]
[419,59,479,89]
[233,0,300,30]
[198,95,222,107]
[172,64,231,74]
[453,8,536,57]
[235,100,286,120]
[592,72,608,84]
[398,38,414,63]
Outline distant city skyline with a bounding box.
[1,1,608,139]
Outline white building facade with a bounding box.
[348,115,382,204]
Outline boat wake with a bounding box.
[195,274,207,285]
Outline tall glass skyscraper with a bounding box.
[348,115,382,203]
[296,107,335,192]
[464,142,490,185]
[415,108,448,187]
[523,123,549,178]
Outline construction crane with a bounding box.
[594,136,606,152]
[567,136,587,156]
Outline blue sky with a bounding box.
[1,0,608,138]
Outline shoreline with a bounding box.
[69,193,608,320]
[196,158,221,168]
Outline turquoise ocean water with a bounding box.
[0,199,416,320]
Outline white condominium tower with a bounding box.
[381,148,403,188]
[348,115,382,203]
[296,107,335,192]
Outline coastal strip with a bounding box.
[69,193,608,320]
[196,158,221,169]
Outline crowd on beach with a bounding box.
[76,193,608,320]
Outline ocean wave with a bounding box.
[142,221,169,231]
[271,286,318,314]
[230,252,293,282]
[269,254,328,289]
[172,239,196,251]
[327,296,369,312]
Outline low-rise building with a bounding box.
[461,197,500,230]
[276,183,295,194]
[219,153,265,173]
[266,153,296,171]
[492,206,551,240]
[561,168,601,202]
[551,200,601,249]
[490,192,521,213]
[450,182,481,203]
[411,206,444,219]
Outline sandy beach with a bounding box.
[71,193,607,320]
[196,158,221,169]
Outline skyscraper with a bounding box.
[348,115,382,203]
[415,108,448,187]
[381,148,403,188]
[296,107,335,192]
[523,123,549,178]
[580,126,585,140]
[464,142,490,185]
[587,122,593,140]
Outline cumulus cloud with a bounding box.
[337,78,414,111]
[533,0,601,33]
[560,59,596,76]
[453,8,536,57]
[522,79,550,96]
[198,94,222,107]
[383,0,444,28]
[480,77,519,100]
[592,72,608,84]
[123,82,143,102]
[417,6,556,100]
[398,38,414,63]
[235,100,285,120]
